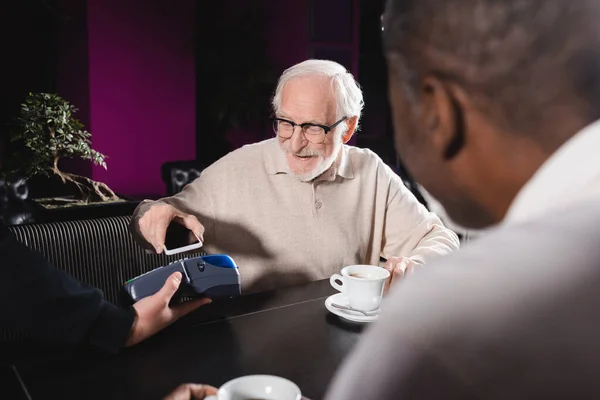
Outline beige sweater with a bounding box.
[131,138,459,293]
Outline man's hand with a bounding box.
[139,204,204,254]
[163,383,218,400]
[383,257,419,292]
[125,272,211,347]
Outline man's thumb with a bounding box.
[159,271,183,301]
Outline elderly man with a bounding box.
[323,0,600,399]
[130,59,459,293]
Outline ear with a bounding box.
[342,116,358,143]
[420,76,459,159]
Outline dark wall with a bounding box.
[194,0,284,165]
[0,0,55,168]
[357,0,423,195]
[52,0,92,179]
[356,0,396,166]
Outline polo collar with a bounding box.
[263,139,355,180]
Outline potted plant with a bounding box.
[2,92,120,208]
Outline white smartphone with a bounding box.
[163,222,203,255]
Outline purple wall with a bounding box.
[87,0,196,197]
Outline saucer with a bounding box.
[325,293,380,323]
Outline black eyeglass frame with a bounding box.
[271,116,348,143]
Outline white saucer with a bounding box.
[325,293,380,323]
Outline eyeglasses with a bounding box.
[271,116,348,144]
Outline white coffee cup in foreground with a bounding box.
[329,264,390,312]
[205,375,302,400]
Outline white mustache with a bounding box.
[281,142,323,158]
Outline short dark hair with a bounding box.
[383,0,600,139]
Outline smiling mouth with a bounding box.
[293,154,315,159]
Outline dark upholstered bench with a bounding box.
[2,216,203,343]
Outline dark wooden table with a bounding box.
[13,279,365,400]
[1,364,29,400]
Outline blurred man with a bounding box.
[324,0,600,398]
[130,59,459,293]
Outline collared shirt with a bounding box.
[133,138,459,293]
[325,121,600,400]
[505,119,600,225]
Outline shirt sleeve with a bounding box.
[381,167,460,264]
[0,223,135,354]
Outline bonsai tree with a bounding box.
[4,92,118,202]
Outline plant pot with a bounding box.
[31,196,140,223]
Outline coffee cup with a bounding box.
[205,375,302,400]
[329,264,390,312]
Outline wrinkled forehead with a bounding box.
[279,75,338,123]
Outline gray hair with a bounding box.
[272,59,365,131]
[383,0,600,141]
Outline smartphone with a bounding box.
[163,221,203,255]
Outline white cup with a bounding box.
[329,265,390,312]
[205,375,302,400]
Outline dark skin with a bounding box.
[386,61,582,229]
